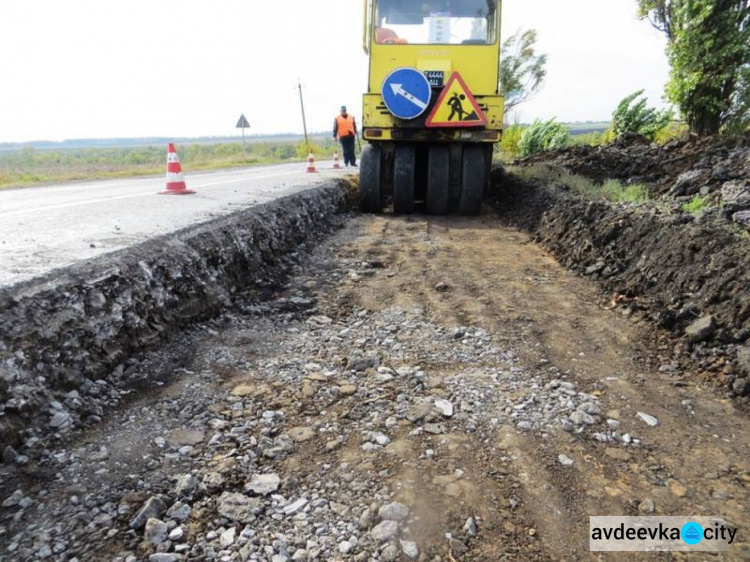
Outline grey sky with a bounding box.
[0,0,670,143]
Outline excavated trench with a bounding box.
[0,162,748,562]
[0,181,355,447]
[2,166,749,451]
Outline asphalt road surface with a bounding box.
[0,161,349,287]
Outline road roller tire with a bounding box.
[359,145,382,213]
[426,145,450,215]
[393,145,416,215]
[459,145,486,216]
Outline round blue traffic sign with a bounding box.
[381,67,431,120]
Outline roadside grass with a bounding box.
[508,164,649,203]
[0,138,343,190]
[681,194,711,214]
[600,180,649,203]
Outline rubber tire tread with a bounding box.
[393,145,416,214]
[426,145,450,215]
[459,145,485,216]
[359,145,382,213]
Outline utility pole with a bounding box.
[298,80,310,154]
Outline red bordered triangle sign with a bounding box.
[426,72,487,128]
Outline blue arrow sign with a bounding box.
[381,67,431,120]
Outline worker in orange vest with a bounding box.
[333,106,358,168]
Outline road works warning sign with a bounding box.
[426,72,487,128]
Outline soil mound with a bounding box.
[492,133,750,400]
[518,133,750,228]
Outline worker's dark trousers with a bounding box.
[340,135,356,166]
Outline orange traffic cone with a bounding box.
[305,152,317,173]
[159,143,196,195]
[332,152,342,169]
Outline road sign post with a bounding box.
[236,114,250,151]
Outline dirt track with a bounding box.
[319,212,750,560]
[2,208,749,561]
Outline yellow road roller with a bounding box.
[360,0,504,215]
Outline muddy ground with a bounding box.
[1,208,748,561]
[500,133,750,402]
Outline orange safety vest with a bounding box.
[336,114,356,137]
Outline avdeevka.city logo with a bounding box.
[589,516,737,552]
[681,522,703,545]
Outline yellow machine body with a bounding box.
[358,0,504,216]
[362,0,504,143]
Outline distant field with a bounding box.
[1,123,612,189]
[0,133,321,152]
[0,136,340,190]
[566,122,610,135]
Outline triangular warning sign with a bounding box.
[425,72,487,128]
[236,114,250,128]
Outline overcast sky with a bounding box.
[0,0,671,143]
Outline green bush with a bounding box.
[499,124,525,158]
[518,119,571,157]
[296,141,324,159]
[612,90,672,141]
[600,127,618,145]
[654,121,689,144]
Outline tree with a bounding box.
[612,90,673,140]
[500,30,547,112]
[725,64,750,132]
[637,0,750,135]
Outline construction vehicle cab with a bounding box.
[361,0,503,215]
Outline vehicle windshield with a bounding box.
[374,0,497,45]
